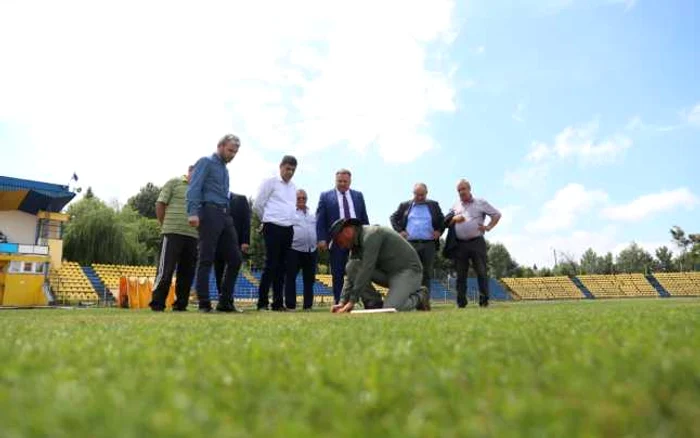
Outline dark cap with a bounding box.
[328,218,362,249]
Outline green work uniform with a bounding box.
[341,225,424,311]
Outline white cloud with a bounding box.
[494,205,522,231]
[512,103,526,123]
[602,188,699,222]
[497,225,620,268]
[0,0,458,201]
[551,120,631,164]
[526,183,609,233]
[504,119,631,188]
[472,46,486,55]
[538,0,636,15]
[525,141,550,162]
[686,103,700,126]
[503,164,550,189]
[625,115,681,132]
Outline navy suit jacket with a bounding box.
[228,192,251,245]
[315,189,370,243]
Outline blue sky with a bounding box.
[0,0,698,267]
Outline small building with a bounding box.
[0,176,75,306]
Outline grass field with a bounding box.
[1,299,699,438]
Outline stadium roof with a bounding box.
[0,176,76,214]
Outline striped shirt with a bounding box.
[452,197,501,240]
[158,177,199,239]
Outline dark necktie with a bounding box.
[342,191,351,219]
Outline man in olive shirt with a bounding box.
[328,218,430,313]
[150,165,199,311]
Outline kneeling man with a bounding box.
[329,218,430,313]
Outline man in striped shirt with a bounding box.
[150,165,199,312]
[445,179,501,307]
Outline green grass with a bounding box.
[1,299,699,438]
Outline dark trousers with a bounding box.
[195,205,242,309]
[214,245,243,308]
[285,249,317,309]
[330,246,349,304]
[455,236,489,307]
[257,223,293,310]
[410,240,436,292]
[150,233,198,310]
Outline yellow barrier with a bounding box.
[118,276,175,309]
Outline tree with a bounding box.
[579,248,600,274]
[670,226,700,271]
[248,199,266,270]
[552,251,579,276]
[487,242,517,278]
[127,182,161,219]
[63,195,162,265]
[63,197,140,265]
[654,246,675,272]
[616,242,654,273]
[599,252,615,274]
[538,267,553,277]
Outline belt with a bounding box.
[202,202,229,213]
[457,235,484,243]
[409,239,434,243]
[263,222,293,229]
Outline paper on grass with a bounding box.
[350,308,397,314]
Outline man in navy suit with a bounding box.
[214,192,250,311]
[315,169,370,304]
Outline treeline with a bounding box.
[64,184,699,278]
[459,227,699,279]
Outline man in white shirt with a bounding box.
[253,155,298,311]
[444,179,501,307]
[285,189,318,310]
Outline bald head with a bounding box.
[413,183,428,203]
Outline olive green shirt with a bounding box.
[158,177,199,239]
[344,225,423,303]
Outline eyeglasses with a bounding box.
[297,197,307,200]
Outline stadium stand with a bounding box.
[652,272,700,297]
[50,261,98,303]
[93,264,156,294]
[501,276,584,300]
[576,274,661,299]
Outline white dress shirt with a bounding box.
[452,197,501,240]
[291,208,317,252]
[336,189,357,219]
[253,175,297,227]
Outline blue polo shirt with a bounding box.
[186,154,230,216]
[406,203,433,240]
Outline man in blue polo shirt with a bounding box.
[390,183,445,295]
[187,134,242,313]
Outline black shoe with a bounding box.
[416,286,431,311]
[457,303,467,308]
[271,307,286,312]
[150,306,165,312]
[216,304,243,313]
[199,307,213,313]
[479,300,489,308]
[363,298,384,310]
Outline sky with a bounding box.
[1,0,698,268]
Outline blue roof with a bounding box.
[0,176,76,214]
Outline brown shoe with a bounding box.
[416,286,431,311]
